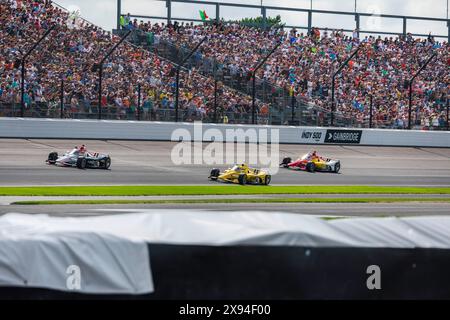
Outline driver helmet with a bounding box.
[79,145,86,153]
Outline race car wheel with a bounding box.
[264,175,271,185]
[238,174,247,185]
[209,168,220,180]
[76,157,87,169]
[103,157,111,170]
[306,162,315,173]
[280,157,292,168]
[334,162,341,173]
[47,152,58,164]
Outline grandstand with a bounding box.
[0,0,448,130]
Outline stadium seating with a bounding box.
[136,19,449,129]
[0,0,265,123]
[0,0,448,129]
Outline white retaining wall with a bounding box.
[0,117,449,147]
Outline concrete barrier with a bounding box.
[1,117,449,147]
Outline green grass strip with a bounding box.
[1,186,450,196]
[11,197,450,205]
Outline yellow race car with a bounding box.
[209,164,271,185]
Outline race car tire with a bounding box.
[264,175,271,185]
[209,168,220,180]
[238,174,247,185]
[76,157,87,169]
[103,157,111,170]
[306,162,315,173]
[280,157,292,168]
[334,161,341,173]
[47,152,58,164]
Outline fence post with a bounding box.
[251,40,283,124]
[213,61,218,123]
[408,53,436,129]
[403,17,407,37]
[174,37,207,122]
[216,3,220,23]
[20,25,55,118]
[291,89,295,124]
[117,0,122,30]
[167,0,172,25]
[60,79,64,119]
[98,67,103,120]
[20,62,25,117]
[175,69,180,122]
[261,6,267,30]
[308,10,312,34]
[330,46,361,126]
[137,83,141,121]
[355,13,360,38]
[446,95,449,131]
[96,29,132,120]
[448,20,450,45]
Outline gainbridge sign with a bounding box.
[324,129,362,144]
[299,129,362,144]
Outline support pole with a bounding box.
[448,20,450,44]
[96,30,132,120]
[216,4,220,23]
[355,13,360,38]
[408,53,437,129]
[447,95,449,131]
[175,69,180,122]
[251,40,283,124]
[20,25,55,117]
[60,79,64,119]
[369,94,373,128]
[20,62,25,117]
[214,78,218,123]
[167,0,172,25]
[291,89,295,124]
[137,83,141,121]
[252,76,256,124]
[261,7,267,30]
[403,17,407,38]
[174,37,207,122]
[307,10,312,34]
[331,46,361,127]
[98,67,103,119]
[117,0,122,30]
[213,61,218,123]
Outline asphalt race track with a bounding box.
[1,139,450,186]
[1,139,449,216]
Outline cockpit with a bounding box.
[301,152,313,160]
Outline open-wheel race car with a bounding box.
[46,145,111,169]
[280,151,340,173]
[209,164,271,185]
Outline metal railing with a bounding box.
[119,0,450,42]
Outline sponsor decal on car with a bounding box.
[324,129,362,144]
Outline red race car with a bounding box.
[280,151,341,173]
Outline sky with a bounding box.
[56,0,450,39]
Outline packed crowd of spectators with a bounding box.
[0,0,264,122]
[0,0,448,129]
[135,18,449,129]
